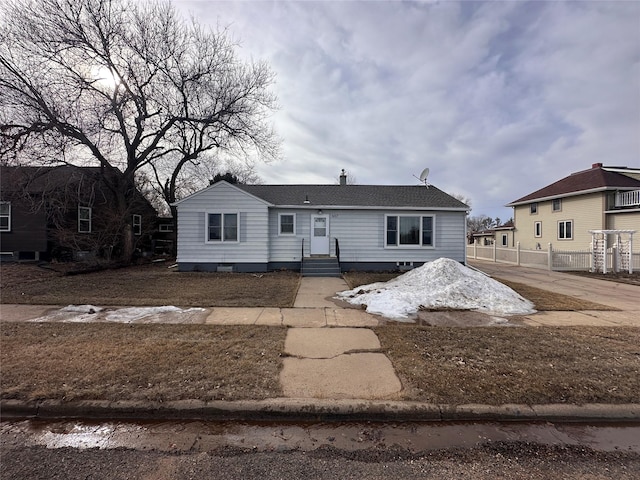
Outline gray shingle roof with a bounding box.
[236,184,469,209]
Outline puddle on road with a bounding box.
[3,420,639,454]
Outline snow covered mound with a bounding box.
[336,258,536,320]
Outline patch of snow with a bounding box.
[336,258,536,321]
[30,305,104,323]
[61,305,103,313]
[30,305,205,323]
[105,306,205,323]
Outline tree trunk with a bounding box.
[170,204,178,257]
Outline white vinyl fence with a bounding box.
[466,242,640,272]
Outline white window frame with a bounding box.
[278,213,296,236]
[78,206,92,233]
[132,214,142,236]
[530,203,538,215]
[0,202,11,232]
[384,214,435,248]
[206,212,239,243]
[552,198,562,212]
[558,220,573,240]
[534,221,542,238]
[501,233,508,246]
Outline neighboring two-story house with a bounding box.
[506,163,640,251]
[0,165,157,261]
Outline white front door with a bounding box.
[310,215,330,255]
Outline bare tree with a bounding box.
[467,214,493,233]
[449,192,471,208]
[0,0,278,261]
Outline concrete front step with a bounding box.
[302,257,341,277]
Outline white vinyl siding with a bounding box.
[176,182,269,264]
[176,182,468,266]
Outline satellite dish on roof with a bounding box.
[413,167,430,188]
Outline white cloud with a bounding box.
[174,0,640,218]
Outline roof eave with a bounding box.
[505,186,634,207]
[271,205,469,211]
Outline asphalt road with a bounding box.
[2,419,639,479]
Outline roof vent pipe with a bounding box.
[340,169,347,186]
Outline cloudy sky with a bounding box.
[174,0,639,220]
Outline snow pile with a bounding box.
[336,258,536,320]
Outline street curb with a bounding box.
[2,399,640,423]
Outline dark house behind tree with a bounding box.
[0,165,156,261]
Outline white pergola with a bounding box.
[589,230,636,274]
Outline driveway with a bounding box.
[468,259,640,326]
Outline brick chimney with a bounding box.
[339,169,347,186]
[592,163,603,169]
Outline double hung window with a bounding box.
[279,214,295,235]
[558,220,573,240]
[0,202,10,232]
[207,213,238,242]
[78,206,92,233]
[132,214,142,236]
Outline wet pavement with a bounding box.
[3,419,639,454]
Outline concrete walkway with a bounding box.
[469,259,640,327]
[282,277,400,399]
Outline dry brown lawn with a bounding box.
[376,325,640,405]
[1,323,286,402]
[0,263,300,307]
[2,322,639,405]
[1,264,636,406]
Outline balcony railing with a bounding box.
[615,190,640,208]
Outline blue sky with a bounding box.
[174,0,640,220]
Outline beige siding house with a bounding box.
[471,221,515,247]
[506,163,640,251]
